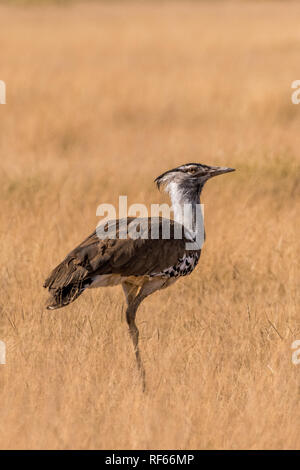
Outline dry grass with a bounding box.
[0,0,300,450]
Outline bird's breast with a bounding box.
[150,252,200,279]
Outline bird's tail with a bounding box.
[44,259,91,310]
[45,282,86,310]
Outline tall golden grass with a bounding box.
[0,0,299,450]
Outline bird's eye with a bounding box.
[188,168,197,174]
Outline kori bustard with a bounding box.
[44,163,234,389]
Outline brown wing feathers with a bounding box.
[44,218,188,309]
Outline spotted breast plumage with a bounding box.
[150,252,200,278]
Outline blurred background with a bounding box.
[0,0,299,450]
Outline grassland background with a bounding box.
[0,0,299,450]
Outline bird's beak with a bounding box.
[207,166,235,178]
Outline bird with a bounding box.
[44,163,235,389]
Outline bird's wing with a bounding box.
[44,217,190,292]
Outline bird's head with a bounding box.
[155,163,235,195]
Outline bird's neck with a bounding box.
[168,182,204,240]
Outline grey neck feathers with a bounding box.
[167,181,204,240]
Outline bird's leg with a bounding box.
[122,282,146,390]
[126,300,146,391]
[122,279,166,392]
